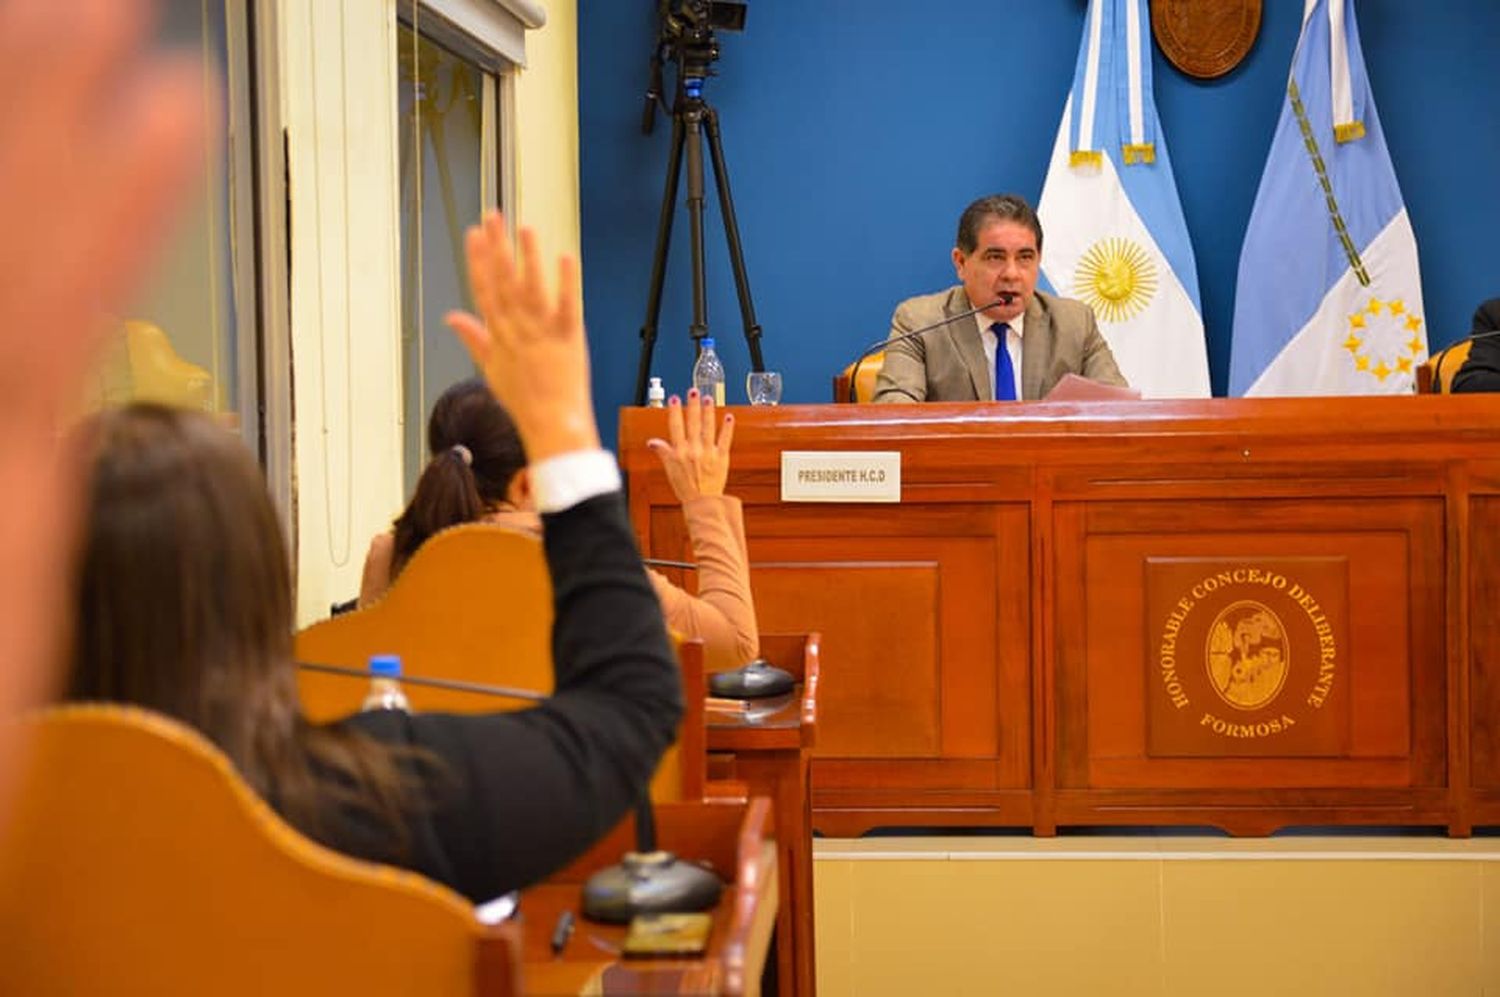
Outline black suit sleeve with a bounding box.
[1452,334,1500,394]
[341,490,682,902]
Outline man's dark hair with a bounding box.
[955,194,1044,255]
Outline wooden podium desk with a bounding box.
[520,798,777,996]
[707,633,820,996]
[621,396,1500,837]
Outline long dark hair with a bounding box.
[390,378,526,576]
[69,404,415,853]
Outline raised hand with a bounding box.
[445,212,600,462]
[0,0,212,817]
[647,388,735,501]
[0,0,211,430]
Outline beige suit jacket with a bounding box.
[872,285,1126,402]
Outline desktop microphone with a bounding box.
[845,294,1013,402]
[642,557,697,570]
[1428,328,1500,393]
[298,660,545,702]
[294,660,724,923]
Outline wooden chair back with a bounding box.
[833,351,884,402]
[295,522,705,801]
[298,523,554,719]
[0,704,519,996]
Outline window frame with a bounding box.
[396,0,525,491]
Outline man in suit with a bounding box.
[873,193,1126,402]
[1451,297,1500,393]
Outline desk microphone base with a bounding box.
[581,850,723,924]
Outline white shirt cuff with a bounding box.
[530,449,622,513]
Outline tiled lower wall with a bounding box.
[814,836,1500,996]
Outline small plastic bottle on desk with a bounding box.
[361,654,411,712]
[692,338,726,406]
[647,376,666,408]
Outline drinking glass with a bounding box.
[745,371,783,405]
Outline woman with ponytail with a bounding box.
[359,377,528,591]
[360,378,760,670]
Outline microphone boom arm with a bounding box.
[846,296,1008,403]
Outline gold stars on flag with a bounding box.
[1344,295,1426,384]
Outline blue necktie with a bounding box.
[992,322,1017,401]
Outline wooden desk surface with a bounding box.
[520,801,778,996]
[519,848,777,996]
[707,691,801,750]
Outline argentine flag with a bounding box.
[1230,0,1426,396]
[1037,0,1209,398]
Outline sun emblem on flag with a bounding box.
[1073,238,1159,322]
[1342,296,1426,383]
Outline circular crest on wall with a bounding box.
[1150,0,1262,80]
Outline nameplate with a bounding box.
[780,451,901,503]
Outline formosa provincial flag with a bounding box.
[1229,0,1426,395]
[1037,0,1210,398]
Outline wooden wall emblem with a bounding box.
[1146,558,1348,757]
[1150,0,1262,79]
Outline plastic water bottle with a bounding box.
[692,338,726,406]
[647,376,666,408]
[361,654,410,712]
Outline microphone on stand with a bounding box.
[1428,329,1500,393]
[295,661,723,923]
[845,294,1013,403]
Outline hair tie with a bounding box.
[450,444,473,466]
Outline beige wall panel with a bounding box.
[282,0,403,624]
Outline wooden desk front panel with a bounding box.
[649,502,1032,794]
[1468,496,1500,807]
[1054,496,1445,798]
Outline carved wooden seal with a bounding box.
[1150,0,1262,79]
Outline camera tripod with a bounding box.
[633,69,766,405]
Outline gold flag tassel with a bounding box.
[1333,120,1366,144]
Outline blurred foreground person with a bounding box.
[0,0,210,821]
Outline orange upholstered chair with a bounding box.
[833,351,885,402]
[1416,338,1472,393]
[294,522,708,801]
[0,704,520,996]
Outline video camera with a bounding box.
[654,1,745,81]
[660,0,747,39]
[643,1,746,133]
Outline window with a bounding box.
[397,8,512,492]
[94,0,263,452]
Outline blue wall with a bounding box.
[579,1,1500,444]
